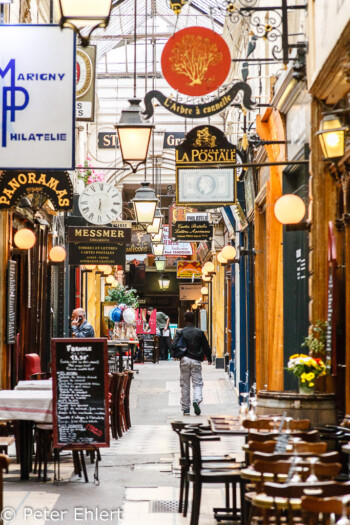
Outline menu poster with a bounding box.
[52,338,109,448]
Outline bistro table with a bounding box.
[107,340,139,372]
[0,389,52,479]
[208,415,248,436]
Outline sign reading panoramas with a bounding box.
[0,25,75,169]
[176,125,236,206]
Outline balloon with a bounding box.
[110,307,122,323]
[123,308,135,324]
[118,303,127,310]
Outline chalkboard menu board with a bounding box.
[7,260,17,344]
[52,338,109,448]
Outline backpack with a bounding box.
[172,332,187,359]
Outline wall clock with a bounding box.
[76,48,93,99]
[78,182,122,225]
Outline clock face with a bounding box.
[76,48,93,99]
[78,182,122,225]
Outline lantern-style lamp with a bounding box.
[147,208,163,234]
[274,194,306,224]
[97,265,113,274]
[201,286,209,296]
[14,228,36,250]
[203,261,215,274]
[115,99,154,173]
[155,257,166,272]
[316,113,348,160]
[132,182,158,225]
[152,243,165,256]
[49,246,66,263]
[217,252,228,264]
[221,245,237,261]
[158,273,170,290]
[58,0,113,47]
[151,227,164,244]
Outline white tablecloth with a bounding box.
[0,390,52,423]
[15,380,52,391]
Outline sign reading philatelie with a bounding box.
[0,25,75,169]
[0,171,73,211]
[161,27,231,97]
[52,338,109,448]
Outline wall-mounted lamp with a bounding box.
[202,275,212,282]
[201,286,209,296]
[316,113,348,160]
[58,0,113,47]
[221,245,237,261]
[192,304,198,310]
[155,257,166,272]
[202,261,215,274]
[217,252,228,264]
[152,243,165,256]
[158,273,170,290]
[49,245,66,263]
[14,228,36,250]
[97,265,113,275]
[132,182,158,225]
[274,194,306,224]
[84,265,96,271]
[105,275,115,284]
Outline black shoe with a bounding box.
[183,409,190,416]
[193,401,201,416]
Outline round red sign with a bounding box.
[161,27,231,97]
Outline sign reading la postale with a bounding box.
[0,25,75,169]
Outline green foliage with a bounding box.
[105,284,139,308]
[301,320,327,356]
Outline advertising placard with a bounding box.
[163,225,193,257]
[0,25,75,169]
[173,221,212,242]
[179,284,201,300]
[177,261,202,279]
[76,46,96,121]
[52,338,109,448]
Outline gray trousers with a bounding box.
[180,356,203,411]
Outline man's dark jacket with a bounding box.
[172,325,211,362]
[71,320,95,338]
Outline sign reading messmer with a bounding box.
[52,338,109,448]
[0,25,75,169]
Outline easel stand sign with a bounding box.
[51,338,110,450]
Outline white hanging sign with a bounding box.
[0,25,75,169]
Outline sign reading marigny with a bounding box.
[0,25,75,169]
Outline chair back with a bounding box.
[252,450,340,463]
[301,495,350,525]
[294,441,327,454]
[253,459,341,482]
[24,353,41,380]
[243,419,274,430]
[248,430,320,443]
[265,480,350,499]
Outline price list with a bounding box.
[52,338,109,448]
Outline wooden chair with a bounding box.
[0,454,9,523]
[301,495,350,525]
[252,450,341,463]
[248,430,320,443]
[124,370,134,430]
[180,430,242,525]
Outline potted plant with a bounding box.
[286,354,326,394]
[105,284,139,308]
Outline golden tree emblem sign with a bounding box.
[161,27,231,97]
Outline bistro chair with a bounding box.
[247,430,320,443]
[124,370,134,430]
[301,495,350,525]
[180,430,242,525]
[0,454,9,524]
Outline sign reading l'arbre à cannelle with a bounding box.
[0,171,74,211]
[0,25,75,169]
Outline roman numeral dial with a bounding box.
[78,182,122,225]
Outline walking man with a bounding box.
[147,307,172,360]
[172,311,212,416]
[71,308,95,338]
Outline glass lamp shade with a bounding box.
[151,228,164,244]
[132,182,158,225]
[14,228,36,249]
[202,275,211,282]
[195,299,202,306]
[147,208,163,234]
[97,265,113,274]
[203,261,215,273]
[201,286,209,296]
[155,257,166,272]
[84,265,96,270]
[111,280,118,288]
[158,273,170,290]
[274,194,306,224]
[217,252,228,264]
[105,275,115,284]
[317,114,347,159]
[192,304,198,310]
[58,0,112,27]
[49,246,66,262]
[221,245,236,261]
[115,99,154,163]
[152,243,165,256]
